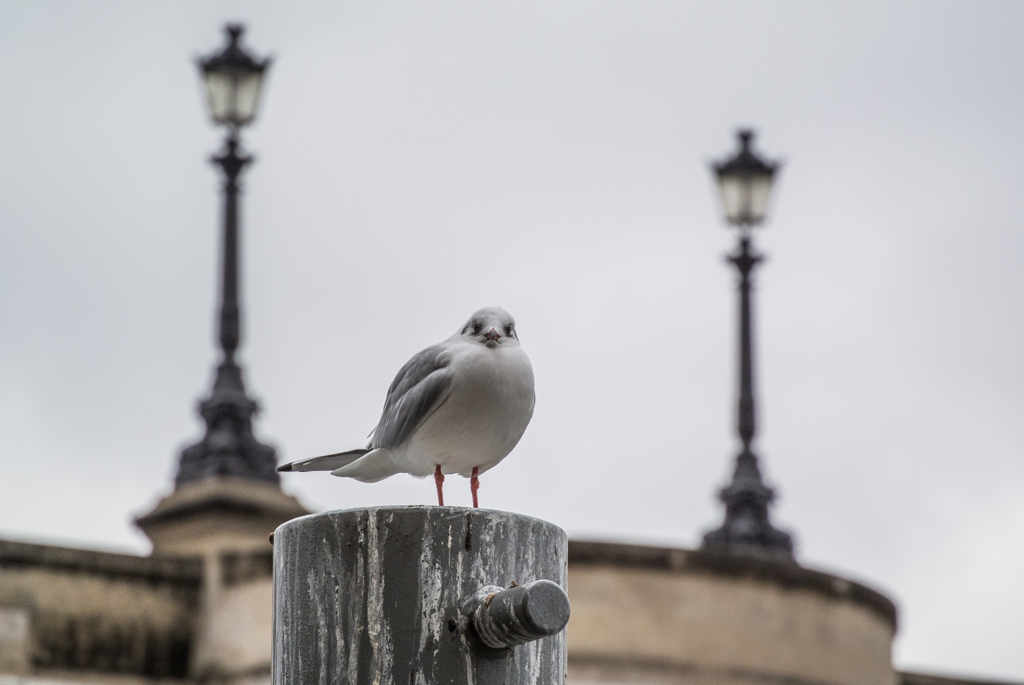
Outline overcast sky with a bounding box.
[1,1,1022,680]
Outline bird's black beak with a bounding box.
[484,328,500,342]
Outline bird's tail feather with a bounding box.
[277,449,370,473]
[331,449,398,483]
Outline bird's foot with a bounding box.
[471,467,479,509]
[435,465,445,506]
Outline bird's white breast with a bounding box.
[401,339,535,477]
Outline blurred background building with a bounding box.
[0,398,998,685]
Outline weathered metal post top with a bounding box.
[702,130,794,558]
[273,507,570,685]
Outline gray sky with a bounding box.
[1,1,1022,679]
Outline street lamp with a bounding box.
[198,24,271,129]
[195,23,270,363]
[174,24,278,486]
[711,129,778,228]
[702,129,793,558]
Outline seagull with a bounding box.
[278,307,535,508]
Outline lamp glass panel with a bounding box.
[231,71,264,125]
[746,175,773,224]
[717,173,773,225]
[203,69,264,126]
[203,71,234,125]
[717,175,747,224]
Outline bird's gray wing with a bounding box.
[369,343,453,450]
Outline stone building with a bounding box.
[0,486,1006,685]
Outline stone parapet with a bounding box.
[566,541,897,685]
[0,539,200,681]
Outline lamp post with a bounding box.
[174,24,278,486]
[199,23,270,364]
[701,130,794,558]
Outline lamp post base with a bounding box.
[702,449,794,559]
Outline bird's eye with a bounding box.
[471,321,481,334]
[505,324,514,336]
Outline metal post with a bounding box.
[272,507,569,685]
[733,235,760,452]
[213,130,250,361]
[174,129,278,487]
[702,232,793,557]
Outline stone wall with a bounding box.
[2,535,1018,685]
[0,540,200,682]
[565,541,898,685]
[0,540,274,685]
[191,551,274,682]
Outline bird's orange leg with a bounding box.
[471,467,480,509]
[434,465,445,506]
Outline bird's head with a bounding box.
[459,307,519,348]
